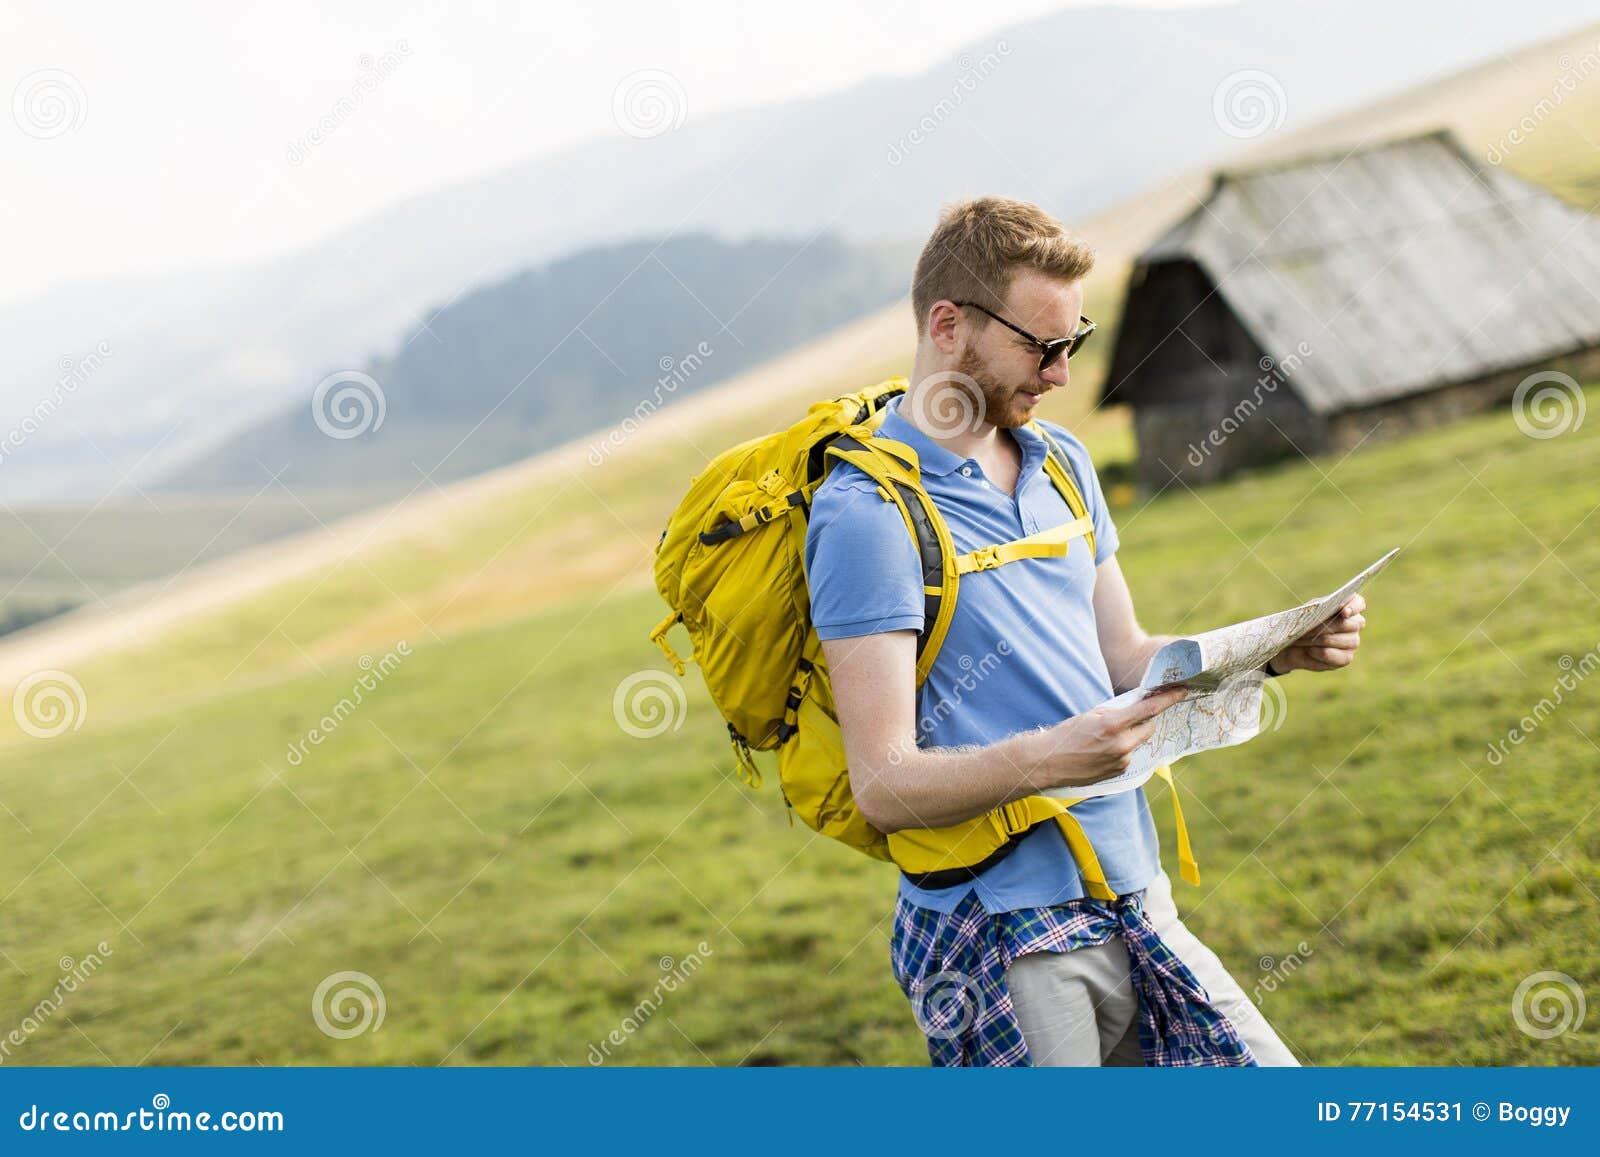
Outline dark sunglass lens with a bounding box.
[1038,342,1067,372]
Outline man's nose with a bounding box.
[1039,357,1071,388]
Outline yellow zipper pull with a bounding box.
[649,611,688,677]
[728,726,762,789]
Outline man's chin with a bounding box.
[998,392,1045,427]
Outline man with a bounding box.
[803,197,1366,1066]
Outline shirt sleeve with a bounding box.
[1043,422,1120,565]
[803,470,925,641]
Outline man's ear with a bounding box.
[926,300,962,354]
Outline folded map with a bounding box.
[1044,547,1400,800]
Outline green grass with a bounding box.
[1,386,1596,1066]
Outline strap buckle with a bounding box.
[998,800,1030,834]
[969,545,1001,571]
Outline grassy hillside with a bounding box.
[1,385,1594,1066]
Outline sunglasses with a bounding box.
[952,301,1097,372]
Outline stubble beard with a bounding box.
[954,346,1036,431]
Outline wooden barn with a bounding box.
[1101,130,1600,488]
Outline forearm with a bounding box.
[858,727,1059,833]
[1105,632,1178,694]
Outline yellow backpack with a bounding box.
[649,377,1198,900]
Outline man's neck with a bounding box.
[901,376,1008,462]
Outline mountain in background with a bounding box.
[157,233,911,491]
[3,0,1595,501]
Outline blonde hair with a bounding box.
[910,196,1095,335]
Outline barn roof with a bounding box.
[1113,129,1600,415]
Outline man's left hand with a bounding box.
[1266,594,1366,675]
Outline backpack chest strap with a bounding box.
[953,514,1093,574]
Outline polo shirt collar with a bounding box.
[878,392,1048,480]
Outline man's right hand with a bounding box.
[1031,685,1189,790]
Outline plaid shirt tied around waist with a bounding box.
[889,886,1258,1067]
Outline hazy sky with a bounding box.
[0,0,1221,308]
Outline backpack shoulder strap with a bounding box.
[822,433,960,686]
[1030,421,1097,562]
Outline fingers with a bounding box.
[1307,629,1362,650]
[1125,713,1165,748]
[1303,610,1365,644]
[1282,643,1357,669]
[1086,688,1187,779]
[1127,685,1189,719]
[1296,655,1345,671]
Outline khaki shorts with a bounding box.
[1004,870,1301,1066]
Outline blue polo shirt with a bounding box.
[802,393,1161,914]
